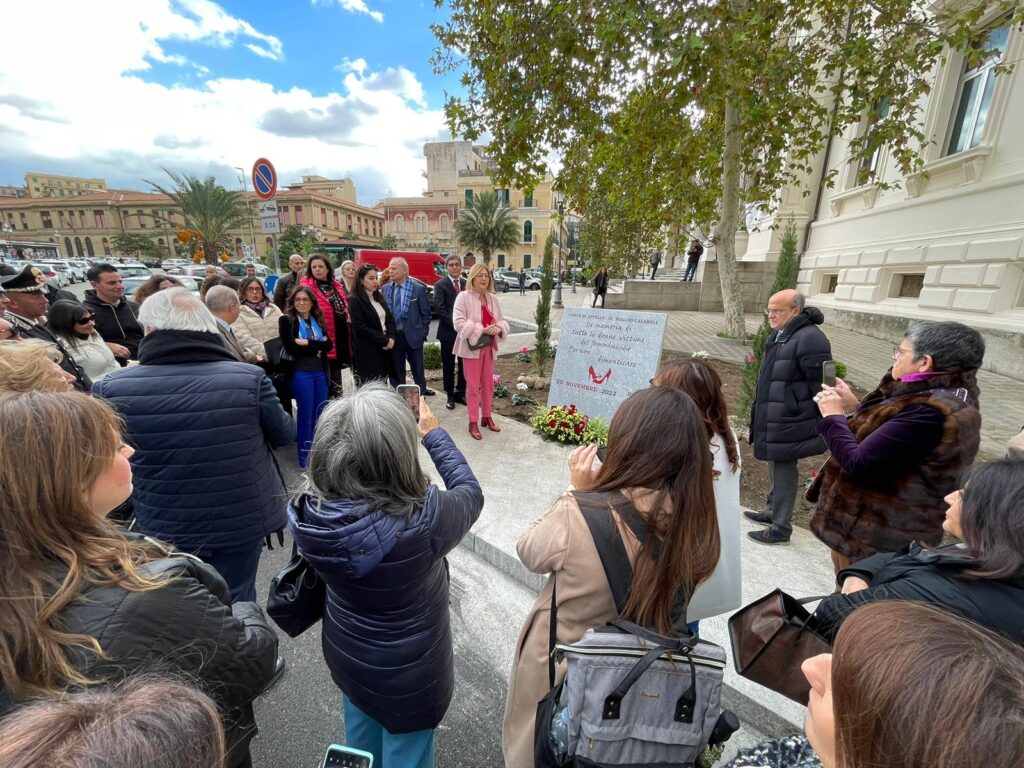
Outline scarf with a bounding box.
[243,297,269,317]
[297,315,324,341]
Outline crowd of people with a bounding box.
[0,256,1022,768]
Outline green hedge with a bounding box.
[423,342,442,370]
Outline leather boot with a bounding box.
[469,422,482,440]
[482,416,501,433]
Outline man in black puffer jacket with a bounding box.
[83,263,144,363]
[94,288,294,604]
[747,290,832,544]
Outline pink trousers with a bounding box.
[462,346,494,423]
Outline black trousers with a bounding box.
[438,331,466,397]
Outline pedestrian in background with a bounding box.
[290,386,483,768]
[683,239,703,282]
[517,268,527,296]
[83,263,144,363]
[384,257,434,396]
[299,254,350,397]
[46,299,120,381]
[94,288,294,603]
[434,255,467,411]
[453,263,509,440]
[591,266,608,308]
[0,391,279,768]
[339,259,357,297]
[746,290,831,545]
[348,264,397,387]
[809,320,983,571]
[649,248,661,279]
[273,253,306,310]
[279,286,332,468]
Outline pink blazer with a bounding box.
[452,290,510,359]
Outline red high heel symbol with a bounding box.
[588,366,612,384]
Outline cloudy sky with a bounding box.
[0,0,462,205]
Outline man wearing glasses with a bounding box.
[745,289,832,544]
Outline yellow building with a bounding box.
[25,172,107,199]
[0,175,382,262]
[380,141,558,270]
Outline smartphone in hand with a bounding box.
[322,745,373,768]
[822,360,837,388]
[397,384,421,421]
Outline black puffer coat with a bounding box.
[812,543,1024,644]
[751,307,832,461]
[0,549,278,767]
[290,428,483,733]
[82,289,144,358]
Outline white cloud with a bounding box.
[312,0,384,24]
[0,1,448,203]
[336,57,368,75]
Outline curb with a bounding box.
[456,530,803,739]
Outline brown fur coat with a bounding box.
[810,371,981,561]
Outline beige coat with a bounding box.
[502,491,648,768]
[232,303,283,358]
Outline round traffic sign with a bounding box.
[252,158,277,201]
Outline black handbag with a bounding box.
[467,332,494,350]
[264,337,294,369]
[266,501,325,638]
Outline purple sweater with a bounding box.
[817,404,945,480]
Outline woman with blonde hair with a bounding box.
[0,339,77,392]
[0,391,279,768]
[453,263,509,440]
[338,259,357,296]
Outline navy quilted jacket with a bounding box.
[93,330,295,550]
[290,428,483,733]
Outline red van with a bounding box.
[354,250,446,286]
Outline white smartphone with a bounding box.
[822,360,837,388]
[322,744,374,768]
[397,384,420,421]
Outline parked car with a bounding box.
[495,269,541,291]
[222,262,270,279]
[121,275,200,300]
[173,264,231,280]
[34,262,70,287]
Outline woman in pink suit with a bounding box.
[453,264,509,440]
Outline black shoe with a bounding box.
[743,510,772,525]
[446,399,456,411]
[454,392,467,405]
[747,528,791,545]
[423,388,437,397]
[262,656,287,695]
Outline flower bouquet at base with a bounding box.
[530,404,608,446]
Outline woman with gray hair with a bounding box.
[289,383,483,768]
[809,320,984,572]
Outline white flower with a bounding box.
[516,382,529,391]
[691,350,710,360]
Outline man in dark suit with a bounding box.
[384,257,435,396]
[434,255,467,410]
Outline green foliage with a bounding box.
[494,382,511,398]
[533,234,555,377]
[511,393,536,407]
[834,361,848,380]
[423,342,442,370]
[530,404,607,446]
[452,190,519,264]
[433,0,1023,337]
[112,233,164,261]
[379,234,398,250]
[147,170,251,265]
[770,222,800,297]
[277,224,318,258]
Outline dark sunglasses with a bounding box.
[75,314,96,325]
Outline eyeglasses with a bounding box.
[892,345,915,361]
[764,306,797,316]
[75,314,96,325]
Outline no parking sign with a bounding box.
[252,158,277,201]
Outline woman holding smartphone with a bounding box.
[279,287,333,468]
[453,264,509,440]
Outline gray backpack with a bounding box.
[534,492,735,767]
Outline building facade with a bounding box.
[24,172,107,198]
[740,12,1023,377]
[0,176,383,264]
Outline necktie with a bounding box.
[453,278,460,293]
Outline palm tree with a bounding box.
[148,170,251,265]
[454,190,519,265]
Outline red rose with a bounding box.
[548,419,557,427]
[560,421,570,429]
[574,424,583,434]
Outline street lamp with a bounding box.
[554,197,564,309]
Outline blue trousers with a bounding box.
[388,332,428,394]
[192,539,263,604]
[293,368,329,468]
[342,694,435,768]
